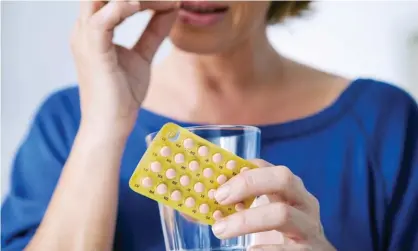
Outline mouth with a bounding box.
[180,2,229,14]
[178,1,229,27]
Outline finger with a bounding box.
[214,161,308,209]
[79,1,105,21]
[90,1,141,31]
[132,10,177,63]
[212,202,320,241]
[138,1,178,11]
[249,244,312,251]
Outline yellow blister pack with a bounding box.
[129,123,259,225]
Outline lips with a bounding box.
[178,1,229,27]
[180,1,229,14]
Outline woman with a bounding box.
[2,1,417,251]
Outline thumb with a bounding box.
[132,10,177,63]
[249,244,311,251]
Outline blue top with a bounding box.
[2,79,418,251]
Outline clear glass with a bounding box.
[146,125,261,251]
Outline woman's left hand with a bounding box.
[211,159,336,251]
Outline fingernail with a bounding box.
[215,185,230,202]
[212,220,227,236]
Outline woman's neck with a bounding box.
[165,29,282,96]
[144,29,346,125]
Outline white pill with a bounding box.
[235,203,245,212]
[194,182,205,193]
[174,153,185,164]
[165,168,176,179]
[189,160,199,172]
[171,190,182,201]
[208,189,216,199]
[180,175,190,186]
[141,177,153,188]
[203,168,213,178]
[185,197,195,208]
[226,160,236,170]
[216,174,227,185]
[156,183,167,195]
[212,153,222,163]
[198,146,209,156]
[183,138,194,149]
[150,161,162,173]
[199,204,209,214]
[160,146,171,157]
[213,210,223,220]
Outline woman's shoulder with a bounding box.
[348,78,417,121]
[354,78,416,105]
[30,85,82,141]
[36,84,81,120]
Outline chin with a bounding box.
[169,25,232,55]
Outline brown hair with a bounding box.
[267,1,311,23]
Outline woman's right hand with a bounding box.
[71,1,178,137]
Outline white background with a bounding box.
[2,1,418,199]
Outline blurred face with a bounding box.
[169,1,271,54]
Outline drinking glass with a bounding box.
[146,125,261,251]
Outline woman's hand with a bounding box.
[71,1,177,137]
[212,159,336,251]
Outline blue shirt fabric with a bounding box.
[2,78,418,251]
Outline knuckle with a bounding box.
[272,203,291,226]
[274,165,294,188]
[240,171,255,191]
[295,175,304,186]
[87,15,106,31]
[311,194,320,209]
[310,194,321,217]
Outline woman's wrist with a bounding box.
[79,117,135,143]
[76,120,133,157]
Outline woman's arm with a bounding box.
[24,124,127,251]
[22,1,177,250]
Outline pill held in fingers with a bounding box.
[129,123,259,225]
[213,210,223,220]
[235,203,245,212]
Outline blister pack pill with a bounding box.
[129,123,259,225]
